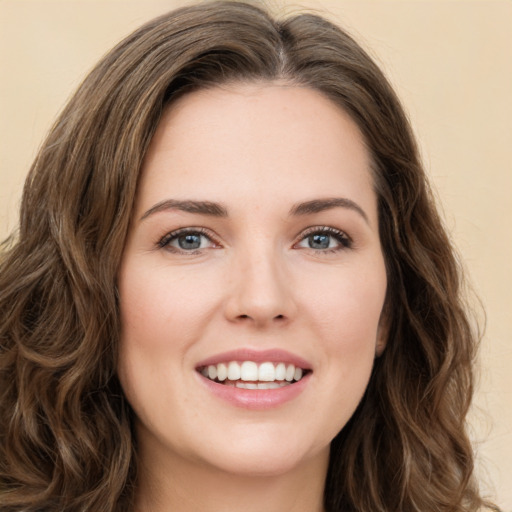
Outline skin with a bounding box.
[117,83,388,512]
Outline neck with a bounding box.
[134,440,328,512]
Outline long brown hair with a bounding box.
[0,1,498,511]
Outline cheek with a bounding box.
[116,262,222,422]
[308,276,384,430]
[118,260,223,344]
[116,260,229,404]
[299,261,386,400]
[303,265,386,345]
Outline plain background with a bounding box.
[1,0,511,508]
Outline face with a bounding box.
[117,83,387,479]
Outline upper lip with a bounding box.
[195,348,312,370]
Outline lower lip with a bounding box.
[198,373,311,410]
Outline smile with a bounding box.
[198,361,308,389]
[195,349,313,409]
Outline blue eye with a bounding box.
[159,229,216,252]
[175,233,204,250]
[296,227,351,252]
[308,233,332,250]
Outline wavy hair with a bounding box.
[0,1,497,511]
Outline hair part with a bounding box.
[0,1,497,511]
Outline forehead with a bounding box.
[137,83,376,222]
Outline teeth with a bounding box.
[217,363,228,381]
[257,382,288,389]
[258,362,275,381]
[208,365,217,380]
[200,361,307,386]
[240,361,258,381]
[235,381,291,390]
[285,364,295,382]
[275,363,286,381]
[236,382,258,389]
[227,361,241,380]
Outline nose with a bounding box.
[223,246,297,328]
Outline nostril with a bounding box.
[235,313,286,322]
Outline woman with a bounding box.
[0,1,500,511]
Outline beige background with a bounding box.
[1,0,511,508]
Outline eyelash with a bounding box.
[157,226,352,254]
[295,226,353,253]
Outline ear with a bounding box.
[375,302,390,358]
[375,332,387,357]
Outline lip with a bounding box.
[195,348,313,410]
[195,348,312,370]
[197,371,312,410]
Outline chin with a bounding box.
[193,431,330,478]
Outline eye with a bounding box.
[295,227,352,252]
[158,228,218,253]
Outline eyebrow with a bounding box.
[289,197,369,224]
[140,199,228,221]
[140,196,368,223]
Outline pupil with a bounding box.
[179,233,201,250]
[309,234,330,249]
